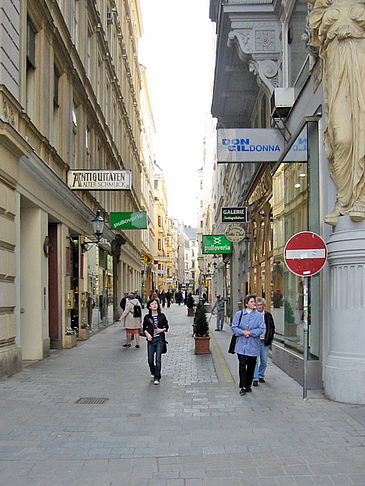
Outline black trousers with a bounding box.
[237,354,257,389]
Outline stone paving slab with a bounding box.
[0,304,364,485]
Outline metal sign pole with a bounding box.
[303,277,309,400]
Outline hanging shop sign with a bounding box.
[224,224,246,243]
[67,170,132,190]
[154,256,170,263]
[217,128,285,163]
[155,269,167,275]
[202,235,232,254]
[110,211,147,230]
[222,207,248,223]
[144,253,153,265]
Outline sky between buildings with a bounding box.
[139,0,216,227]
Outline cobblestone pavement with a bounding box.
[0,305,364,486]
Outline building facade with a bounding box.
[0,0,147,378]
[153,172,168,290]
[210,0,365,403]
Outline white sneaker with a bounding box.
[153,380,160,385]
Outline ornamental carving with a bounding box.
[255,30,276,51]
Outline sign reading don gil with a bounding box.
[217,129,285,163]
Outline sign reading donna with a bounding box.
[110,212,147,230]
[68,170,131,190]
[202,235,232,254]
[217,128,285,163]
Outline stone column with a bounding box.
[325,217,365,403]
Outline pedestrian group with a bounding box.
[119,289,275,394]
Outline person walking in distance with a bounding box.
[120,292,128,312]
[143,298,169,385]
[232,295,265,396]
[120,293,142,348]
[252,297,275,386]
[212,295,225,331]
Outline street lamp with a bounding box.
[81,209,105,252]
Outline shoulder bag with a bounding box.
[228,311,243,354]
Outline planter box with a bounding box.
[64,334,77,349]
[78,328,91,341]
[187,308,195,317]
[194,336,210,354]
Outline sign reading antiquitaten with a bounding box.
[68,170,131,190]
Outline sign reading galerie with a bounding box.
[67,170,132,190]
[222,207,248,223]
[217,128,285,163]
[110,212,147,230]
[202,235,232,254]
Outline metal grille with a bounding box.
[75,397,109,404]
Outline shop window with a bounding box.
[271,121,319,358]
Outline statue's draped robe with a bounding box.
[310,0,365,221]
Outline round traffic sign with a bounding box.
[144,253,152,265]
[284,231,327,277]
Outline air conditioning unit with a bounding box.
[270,88,295,119]
[106,12,114,25]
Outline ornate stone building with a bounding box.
[0,0,148,378]
[210,0,365,404]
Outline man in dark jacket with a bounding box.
[252,297,275,386]
[120,292,128,312]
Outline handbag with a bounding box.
[161,340,168,354]
[228,311,243,354]
[138,326,145,337]
[228,335,237,354]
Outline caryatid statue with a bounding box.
[309,0,365,225]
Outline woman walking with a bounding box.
[120,293,142,348]
[231,295,265,396]
[143,298,169,385]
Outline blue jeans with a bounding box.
[253,341,270,381]
[216,312,224,330]
[147,337,164,380]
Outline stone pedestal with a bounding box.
[326,217,365,404]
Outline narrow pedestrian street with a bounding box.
[1,305,364,486]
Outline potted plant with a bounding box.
[64,327,77,349]
[187,293,195,317]
[194,302,210,354]
[78,322,91,341]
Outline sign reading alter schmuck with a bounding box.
[202,235,232,254]
[68,170,131,190]
[217,128,285,163]
[110,212,147,230]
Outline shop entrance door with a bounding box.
[48,223,61,349]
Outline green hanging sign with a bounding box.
[202,235,232,254]
[110,212,147,230]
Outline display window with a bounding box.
[271,120,320,359]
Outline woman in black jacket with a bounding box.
[143,298,169,385]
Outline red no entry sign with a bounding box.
[284,231,327,277]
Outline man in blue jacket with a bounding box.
[232,295,265,396]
